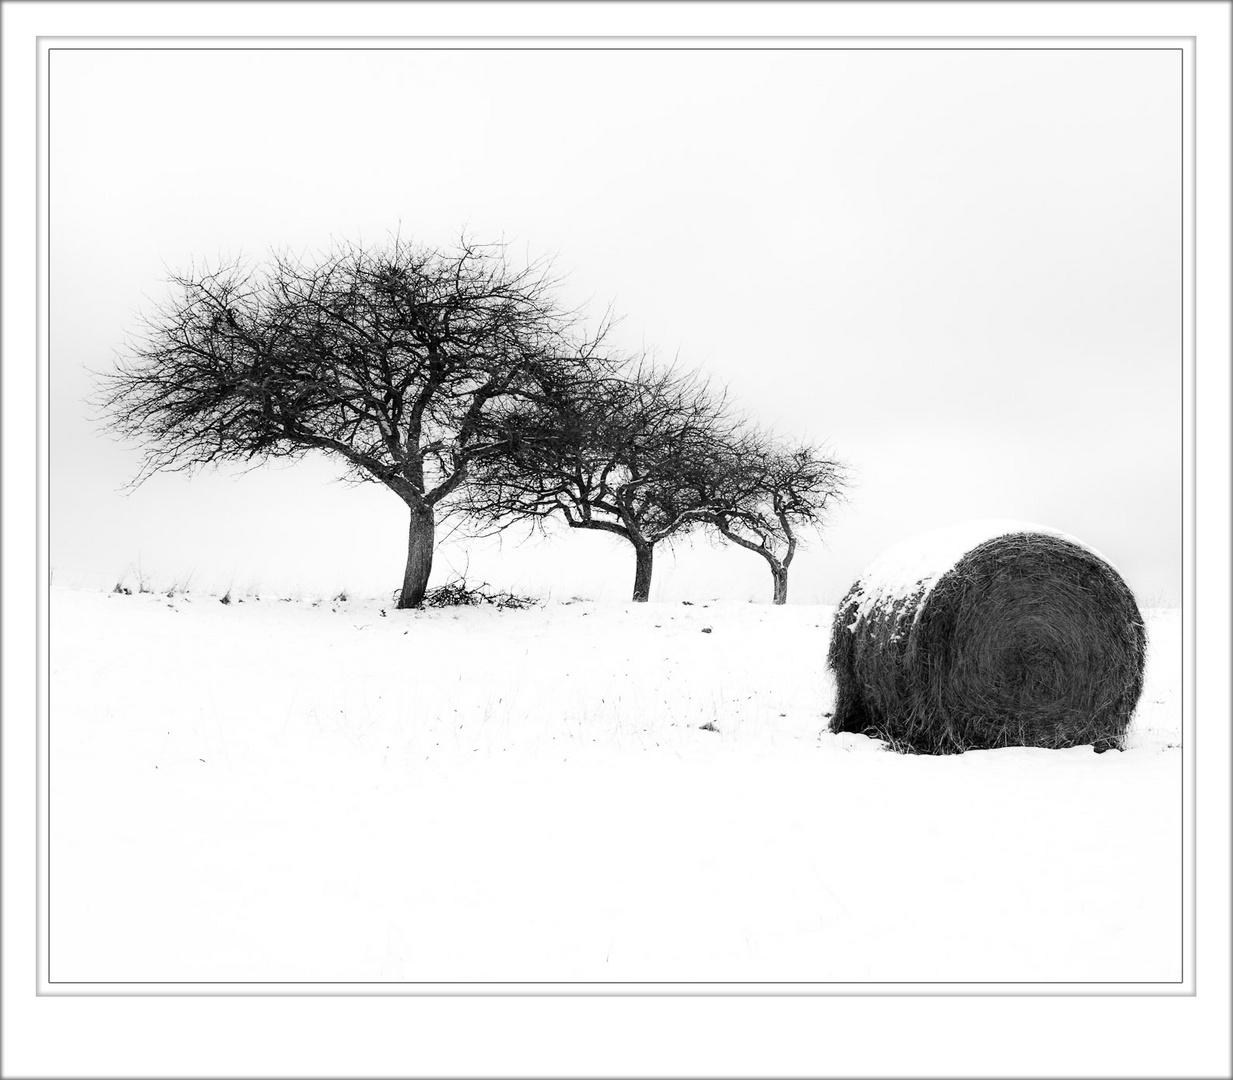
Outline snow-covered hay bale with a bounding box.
[827,521,1146,754]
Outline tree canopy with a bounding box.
[101,234,847,606]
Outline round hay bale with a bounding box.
[827,520,1146,753]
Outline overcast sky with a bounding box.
[50,46,1182,604]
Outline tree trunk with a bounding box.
[398,504,435,609]
[631,542,654,603]
[772,563,789,605]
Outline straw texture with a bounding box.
[828,530,1146,753]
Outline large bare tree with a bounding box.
[98,238,599,607]
[462,359,737,602]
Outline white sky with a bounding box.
[50,46,1182,604]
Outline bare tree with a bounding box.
[709,437,848,604]
[98,238,600,607]
[461,358,737,602]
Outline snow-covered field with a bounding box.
[48,586,1182,985]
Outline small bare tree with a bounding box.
[709,437,848,604]
[98,238,601,607]
[461,359,738,602]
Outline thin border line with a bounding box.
[43,40,1191,992]
[45,45,52,990]
[44,45,1184,50]
[1180,39,1187,990]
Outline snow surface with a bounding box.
[48,586,1181,984]
[841,518,1105,629]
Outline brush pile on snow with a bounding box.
[827,520,1147,754]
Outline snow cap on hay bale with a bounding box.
[827,520,1146,754]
